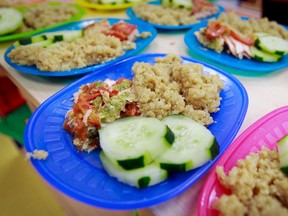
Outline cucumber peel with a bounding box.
[250,46,282,62]
[277,134,288,176]
[99,116,174,170]
[0,8,23,36]
[255,33,288,56]
[13,30,83,47]
[100,151,168,188]
[157,115,219,172]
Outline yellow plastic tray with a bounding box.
[75,0,145,10]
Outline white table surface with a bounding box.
[1,1,287,215]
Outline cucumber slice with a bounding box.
[254,32,270,38]
[100,151,168,188]
[0,8,23,36]
[255,35,288,55]
[250,46,282,62]
[100,0,125,4]
[125,0,143,2]
[26,39,54,47]
[43,30,83,43]
[161,0,172,6]
[171,0,193,9]
[14,35,48,47]
[157,115,219,172]
[277,134,288,176]
[13,30,83,47]
[99,117,174,170]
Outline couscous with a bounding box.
[9,20,145,71]
[214,148,288,216]
[20,3,77,31]
[132,54,223,125]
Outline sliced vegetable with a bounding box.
[126,0,144,2]
[157,115,219,172]
[13,30,83,47]
[277,134,288,176]
[99,116,174,170]
[14,35,48,47]
[250,46,282,62]
[205,20,227,39]
[106,21,137,41]
[161,0,172,6]
[100,151,168,188]
[171,0,193,9]
[230,29,254,46]
[0,8,23,36]
[100,0,125,4]
[255,34,288,55]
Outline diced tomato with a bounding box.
[115,78,125,84]
[74,118,88,141]
[73,96,90,114]
[106,22,137,41]
[84,91,101,101]
[111,22,137,36]
[230,30,254,46]
[206,21,227,39]
[89,141,100,149]
[87,112,101,128]
[63,119,73,133]
[122,103,140,117]
[109,89,119,98]
[106,30,128,41]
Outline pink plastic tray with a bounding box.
[197,106,288,216]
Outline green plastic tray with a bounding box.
[0,1,85,42]
[0,104,31,145]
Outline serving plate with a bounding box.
[126,1,225,30]
[4,18,157,77]
[198,106,288,216]
[75,0,146,10]
[184,21,288,73]
[0,2,85,42]
[24,53,248,209]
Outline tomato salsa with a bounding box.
[63,78,140,152]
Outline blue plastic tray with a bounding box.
[126,1,225,30]
[184,21,288,73]
[4,18,157,77]
[24,54,248,210]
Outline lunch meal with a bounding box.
[213,134,288,215]
[63,54,224,188]
[194,12,288,62]
[8,19,151,71]
[87,0,144,4]
[0,2,78,36]
[132,0,219,26]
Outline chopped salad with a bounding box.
[63,78,140,152]
[195,12,288,62]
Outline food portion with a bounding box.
[0,3,78,36]
[277,134,288,176]
[0,8,23,36]
[195,12,288,62]
[87,0,144,4]
[99,116,174,170]
[63,54,223,151]
[132,0,218,26]
[213,139,288,215]
[99,115,219,188]
[132,54,223,125]
[63,78,138,152]
[8,20,150,71]
[157,115,218,172]
[63,54,223,188]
